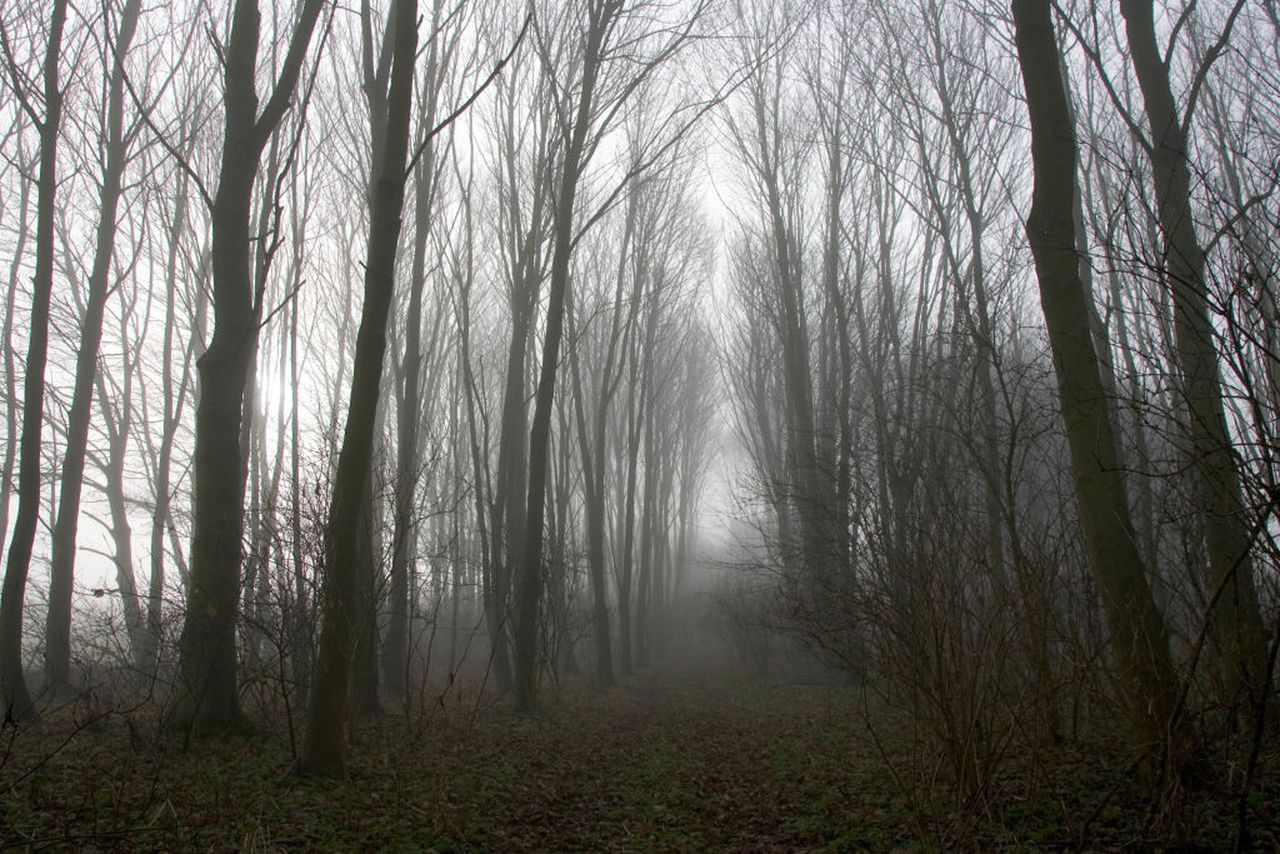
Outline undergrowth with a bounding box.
[0,670,1275,850]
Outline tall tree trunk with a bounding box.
[635,401,658,669]
[616,337,646,675]
[513,0,615,713]
[572,184,642,678]
[488,320,525,695]
[1119,0,1268,707]
[489,227,541,696]
[352,463,384,716]
[144,123,198,679]
[486,57,555,699]
[385,188,425,698]
[176,0,325,730]
[456,178,493,683]
[565,272,635,682]
[97,362,146,663]
[924,12,1007,592]
[743,70,827,590]
[239,131,284,675]
[1011,0,1187,766]
[0,0,69,722]
[289,236,311,705]
[385,23,444,690]
[650,421,676,655]
[298,0,415,777]
[0,145,34,573]
[814,76,853,590]
[549,396,579,675]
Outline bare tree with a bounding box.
[298,0,416,777]
[565,173,642,677]
[44,0,143,694]
[0,138,35,575]
[176,0,326,729]
[138,104,205,677]
[1118,0,1268,709]
[1012,0,1186,767]
[483,40,558,696]
[513,0,622,707]
[0,0,70,722]
[383,0,466,697]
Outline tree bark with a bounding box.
[96,359,146,664]
[143,120,199,679]
[289,217,311,704]
[351,463,384,716]
[487,103,549,695]
[385,10,447,690]
[565,193,642,680]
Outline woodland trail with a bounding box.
[452,672,849,850]
[355,669,884,851]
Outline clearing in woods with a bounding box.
[1,666,1275,849]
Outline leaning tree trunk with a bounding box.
[1119,0,1269,708]
[297,0,416,777]
[1011,0,1189,768]
[0,0,69,723]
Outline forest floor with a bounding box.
[1,663,1277,851]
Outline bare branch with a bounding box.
[254,0,328,142]
[1181,0,1248,132]
[0,19,44,129]
[1051,1,1153,154]
[403,8,532,179]
[120,66,215,211]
